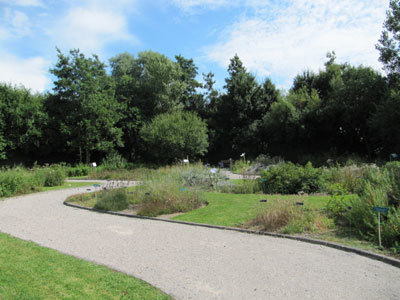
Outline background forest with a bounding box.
[1,1,400,166]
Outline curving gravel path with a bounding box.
[0,182,400,300]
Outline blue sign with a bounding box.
[372,206,389,214]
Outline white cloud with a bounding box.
[1,9,32,37]
[170,0,234,11]
[0,0,44,7]
[204,0,390,87]
[51,3,137,54]
[0,54,50,92]
[10,10,31,35]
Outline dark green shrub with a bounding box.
[259,162,325,194]
[41,166,66,187]
[67,164,90,177]
[94,189,129,211]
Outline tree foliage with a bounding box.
[50,49,122,163]
[0,84,47,160]
[140,110,208,163]
[377,0,400,85]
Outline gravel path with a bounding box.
[221,170,260,179]
[0,183,399,300]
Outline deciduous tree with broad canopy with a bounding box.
[140,110,208,163]
[50,49,123,163]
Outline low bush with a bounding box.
[39,165,66,187]
[67,163,91,177]
[94,189,129,211]
[259,162,326,194]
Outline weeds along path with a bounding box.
[0,182,399,300]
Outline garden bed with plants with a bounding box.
[65,161,400,258]
[0,164,102,198]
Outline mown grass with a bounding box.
[172,193,333,227]
[0,232,172,300]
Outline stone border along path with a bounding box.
[0,181,399,300]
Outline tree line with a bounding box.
[1,1,400,165]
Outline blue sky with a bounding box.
[0,0,390,93]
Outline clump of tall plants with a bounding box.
[245,199,333,234]
[0,164,66,198]
[336,162,400,251]
[131,164,209,216]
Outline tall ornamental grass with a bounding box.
[131,164,211,216]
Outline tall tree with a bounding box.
[50,49,122,163]
[376,0,400,86]
[109,52,142,160]
[130,50,185,120]
[175,55,205,114]
[209,55,279,161]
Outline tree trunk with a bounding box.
[85,148,90,164]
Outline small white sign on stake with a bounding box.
[91,162,97,167]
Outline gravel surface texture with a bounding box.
[0,181,399,300]
[221,170,260,179]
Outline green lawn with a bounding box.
[172,193,333,227]
[0,232,172,300]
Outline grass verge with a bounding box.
[0,232,172,300]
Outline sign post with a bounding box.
[372,206,389,248]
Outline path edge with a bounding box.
[64,201,400,269]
